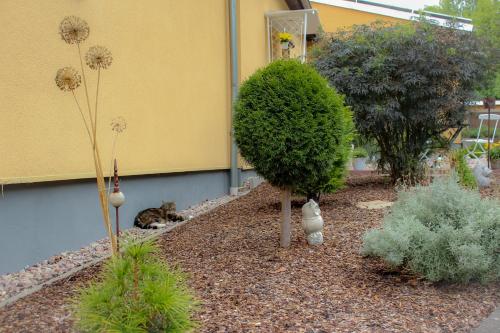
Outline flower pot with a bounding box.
[280,41,289,49]
[491,159,500,170]
[353,157,367,170]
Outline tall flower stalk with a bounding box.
[55,16,117,255]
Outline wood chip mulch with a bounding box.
[1,172,499,333]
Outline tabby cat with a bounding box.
[134,202,184,229]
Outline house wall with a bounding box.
[240,0,289,80]
[311,1,405,32]
[0,0,286,274]
[0,0,230,184]
[0,0,285,185]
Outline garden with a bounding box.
[1,14,500,333]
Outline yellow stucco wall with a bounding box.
[0,0,287,184]
[311,2,405,32]
[239,0,288,80]
[238,0,288,170]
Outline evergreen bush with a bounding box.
[362,176,500,283]
[74,241,197,332]
[234,60,353,200]
[234,59,352,246]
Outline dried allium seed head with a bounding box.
[111,117,127,133]
[59,16,89,44]
[55,67,81,91]
[85,46,113,70]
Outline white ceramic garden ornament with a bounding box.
[473,163,492,188]
[109,191,125,208]
[302,199,324,246]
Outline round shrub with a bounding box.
[362,176,500,283]
[234,60,352,196]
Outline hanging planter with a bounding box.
[278,32,293,50]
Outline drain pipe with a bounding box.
[229,0,240,195]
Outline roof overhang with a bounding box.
[285,0,312,10]
[311,0,473,31]
[265,8,321,36]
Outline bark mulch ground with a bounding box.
[1,172,499,333]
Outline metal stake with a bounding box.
[108,159,126,253]
[483,97,496,168]
[113,160,120,252]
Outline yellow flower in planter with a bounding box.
[279,32,293,43]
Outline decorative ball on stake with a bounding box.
[109,159,125,252]
[109,159,125,208]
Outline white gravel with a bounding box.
[0,189,250,304]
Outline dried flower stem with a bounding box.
[94,67,101,145]
[76,43,117,255]
[77,44,95,145]
[71,91,93,145]
[57,16,117,255]
[94,150,116,253]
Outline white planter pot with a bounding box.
[353,157,367,171]
[281,41,289,49]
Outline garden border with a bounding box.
[0,187,254,309]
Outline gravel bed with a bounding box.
[0,190,247,305]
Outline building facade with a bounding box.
[0,0,315,274]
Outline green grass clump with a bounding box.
[462,127,500,139]
[491,146,500,160]
[74,241,197,332]
[352,147,368,158]
[362,176,500,283]
[450,149,477,189]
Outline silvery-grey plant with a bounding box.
[362,175,500,283]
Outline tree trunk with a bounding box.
[280,188,292,247]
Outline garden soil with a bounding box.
[0,171,499,333]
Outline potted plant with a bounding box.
[279,32,293,49]
[352,147,368,170]
[490,145,500,169]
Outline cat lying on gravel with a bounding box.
[134,202,184,229]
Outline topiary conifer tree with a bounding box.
[234,60,352,247]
